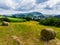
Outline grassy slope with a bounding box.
[0,21,60,45]
[8,17,26,22]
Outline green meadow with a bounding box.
[0,21,60,45]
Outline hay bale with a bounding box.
[2,21,9,26]
[41,28,56,41]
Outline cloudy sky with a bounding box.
[0,0,60,15]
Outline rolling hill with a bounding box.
[12,12,44,18]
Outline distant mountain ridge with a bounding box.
[11,12,45,20]
[12,12,44,18]
[3,12,60,19]
[54,15,60,18]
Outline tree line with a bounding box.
[39,18,60,27]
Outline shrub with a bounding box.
[54,19,60,27]
[41,28,56,41]
[25,17,32,21]
[3,18,10,22]
[40,18,60,27]
[1,17,10,22]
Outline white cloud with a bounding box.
[5,0,16,9]
[33,0,60,14]
[0,0,60,14]
[15,0,36,10]
[0,0,36,10]
[45,0,60,8]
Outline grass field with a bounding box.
[0,21,60,45]
[8,17,26,22]
[0,16,26,22]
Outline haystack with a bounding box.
[41,28,56,41]
[2,21,9,26]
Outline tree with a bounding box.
[40,18,60,27]
[25,16,32,21]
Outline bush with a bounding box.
[2,17,10,22]
[0,17,10,22]
[25,17,32,21]
[41,28,56,41]
[54,19,60,27]
[40,18,60,27]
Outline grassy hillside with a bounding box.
[0,16,26,22]
[0,21,60,45]
[8,17,26,22]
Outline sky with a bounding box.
[0,0,60,15]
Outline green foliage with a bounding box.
[0,17,26,22]
[25,16,32,21]
[40,18,60,27]
[0,16,10,22]
[0,17,10,22]
[2,17,10,22]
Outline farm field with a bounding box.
[0,21,60,45]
